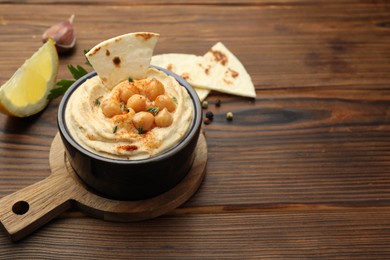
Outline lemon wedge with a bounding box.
[0,39,59,117]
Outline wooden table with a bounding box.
[1,0,389,258]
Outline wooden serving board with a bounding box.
[0,133,207,242]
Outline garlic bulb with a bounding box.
[42,15,76,53]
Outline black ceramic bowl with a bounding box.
[57,66,202,201]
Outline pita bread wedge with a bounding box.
[86,32,159,89]
[151,53,210,101]
[194,42,256,98]
[152,42,256,99]
[191,87,210,102]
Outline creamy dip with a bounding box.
[65,68,194,160]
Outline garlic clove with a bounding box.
[42,15,76,53]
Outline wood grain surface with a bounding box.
[0,133,206,241]
[1,0,390,258]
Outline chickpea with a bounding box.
[154,108,173,127]
[127,94,147,112]
[132,111,154,132]
[101,99,123,118]
[112,108,136,132]
[119,83,139,103]
[145,78,165,101]
[154,95,176,112]
[133,79,148,90]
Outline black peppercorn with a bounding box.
[215,99,221,107]
[205,111,214,121]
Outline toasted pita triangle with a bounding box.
[152,43,256,99]
[194,42,256,98]
[191,87,210,102]
[86,32,159,89]
[151,53,210,101]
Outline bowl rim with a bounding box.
[57,65,202,165]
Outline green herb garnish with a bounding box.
[128,77,134,82]
[137,126,143,134]
[95,96,103,106]
[47,79,75,99]
[172,96,178,104]
[113,125,118,133]
[68,64,88,80]
[120,101,129,112]
[146,107,159,115]
[48,50,91,100]
[83,49,92,67]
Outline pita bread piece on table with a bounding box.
[86,32,159,89]
[196,42,256,98]
[151,53,210,101]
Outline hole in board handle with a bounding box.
[12,201,30,215]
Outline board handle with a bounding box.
[0,173,75,241]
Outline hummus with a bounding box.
[65,68,194,160]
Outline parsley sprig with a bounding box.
[146,107,159,115]
[48,50,91,100]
